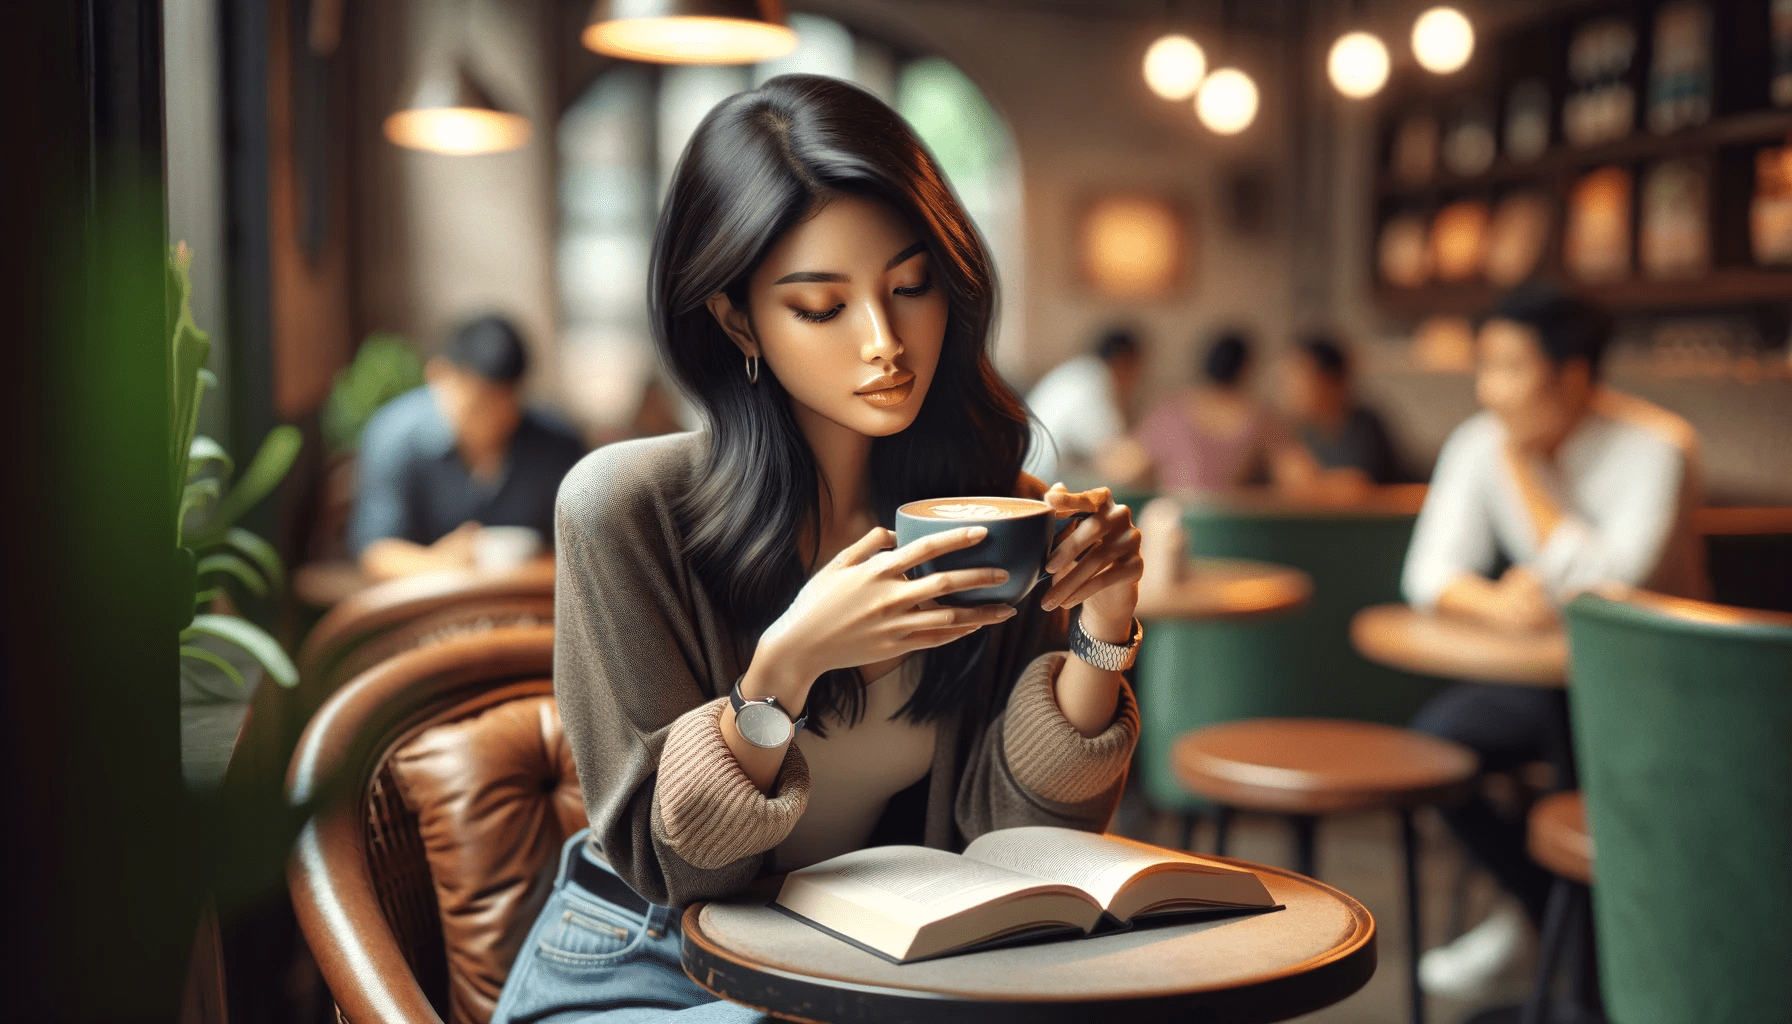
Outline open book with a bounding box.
[773,826,1277,963]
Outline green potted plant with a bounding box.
[169,245,301,699]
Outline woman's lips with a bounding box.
[857,378,915,408]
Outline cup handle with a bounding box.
[1037,510,1094,589]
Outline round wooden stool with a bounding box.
[1173,718,1478,1024]
[1514,792,1599,1024]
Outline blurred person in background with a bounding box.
[1023,327,1142,483]
[1277,334,1404,486]
[352,314,586,581]
[1102,330,1308,495]
[1403,284,1705,996]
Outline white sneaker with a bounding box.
[1418,903,1528,999]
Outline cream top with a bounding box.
[774,657,937,871]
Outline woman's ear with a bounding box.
[706,292,758,358]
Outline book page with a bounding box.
[776,845,1102,961]
[963,827,1269,915]
[962,827,1171,907]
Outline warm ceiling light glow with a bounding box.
[1195,68,1258,135]
[584,16,796,64]
[1328,31,1390,99]
[385,61,532,155]
[1412,6,1474,74]
[1080,195,1184,299]
[384,107,532,155]
[1142,33,1207,101]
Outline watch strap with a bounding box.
[1067,615,1142,671]
[728,676,809,735]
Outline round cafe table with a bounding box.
[1350,603,1568,688]
[680,856,1376,1024]
[1136,558,1312,622]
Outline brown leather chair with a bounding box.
[287,625,586,1024]
[299,561,556,691]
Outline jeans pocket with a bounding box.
[537,895,647,966]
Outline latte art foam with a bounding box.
[899,496,1045,520]
[923,502,1007,520]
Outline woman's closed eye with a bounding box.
[792,303,845,323]
[893,277,933,298]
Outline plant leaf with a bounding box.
[188,435,233,478]
[196,552,269,598]
[180,645,246,690]
[181,614,297,688]
[193,426,302,540]
[212,527,286,592]
[179,478,222,538]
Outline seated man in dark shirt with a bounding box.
[352,315,585,580]
[1276,334,1403,485]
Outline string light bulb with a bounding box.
[1412,6,1474,75]
[1142,33,1207,101]
[1328,31,1390,99]
[1195,68,1258,135]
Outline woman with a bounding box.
[493,76,1143,1022]
[1103,331,1305,495]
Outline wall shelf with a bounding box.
[1379,108,1792,200]
[1379,266,1792,315]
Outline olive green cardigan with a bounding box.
[553,432,1138,908]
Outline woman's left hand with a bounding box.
[1039,484,1142,637]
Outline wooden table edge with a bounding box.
[1136,559,1314,623]
[679,856,1377,1024]
[1349,604,1569,688]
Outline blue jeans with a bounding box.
[492,830,771,1024]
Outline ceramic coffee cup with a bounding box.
[473,525,543,573]
[894,497,1090,607]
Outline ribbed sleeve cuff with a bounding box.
[1002,652,1140,804]
[655,698,810,870]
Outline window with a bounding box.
[555,15,1024,435]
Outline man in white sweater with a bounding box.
[1405,285,1706,996]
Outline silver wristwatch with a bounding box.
[1068,615,1143,671]
[728,677,809,749]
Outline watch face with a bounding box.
[735,702,792,748]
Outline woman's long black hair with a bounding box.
[649,74,1033,732]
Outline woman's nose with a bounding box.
[857,298,902,365]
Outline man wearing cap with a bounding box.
[352,315,585,581]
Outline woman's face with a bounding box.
[710,194,949,440]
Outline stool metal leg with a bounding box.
[1177,811,1197,851]
[1400,809,1426,1024]
[1523,878,1575,1024]
[1212,805,1233,856]
[1290,814,1319,879]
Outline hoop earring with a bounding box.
[746,354,760,385]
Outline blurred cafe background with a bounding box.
[3,1,1790,1023]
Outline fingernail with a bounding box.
[999,606,1019,619]
[967,526,987,539]
[1040,596,1058,611]
[991,569,1010,582]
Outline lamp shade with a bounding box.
[384,59,532,155]
[583,0,797,65]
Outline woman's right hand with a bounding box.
[749,525,1018,708]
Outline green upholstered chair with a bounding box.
[1137,500,1445,821]
[1564,589,1792,1024]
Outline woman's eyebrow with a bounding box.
[770,242,928,285]
[886,241,928,270]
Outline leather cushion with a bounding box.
[388,692,586,1024]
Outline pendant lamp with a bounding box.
[384,57,533,155]
[583,0,797,65]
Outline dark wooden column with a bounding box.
[0,2,187,1021]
